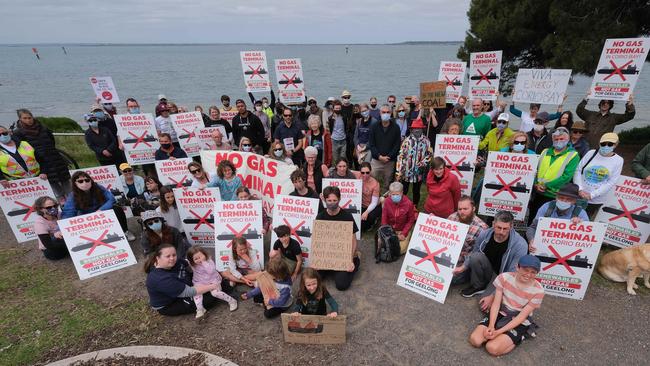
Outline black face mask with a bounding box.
[370,103,377,108]
[161,143,172,149]
[409,102,416,109]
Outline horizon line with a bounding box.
[1,41,463,47]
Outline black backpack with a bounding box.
[375,225,401,263]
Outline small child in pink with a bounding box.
[187,246,238,318]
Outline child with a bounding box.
[469,255,545,356]
[229,237,263,286]
[241,257,293,319]
[186,247,238,318]
[270,225,303,281]
[292,268,338,317]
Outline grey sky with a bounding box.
[2,0,471,44]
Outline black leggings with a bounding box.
[156,280,233,316]
[253,294,290,318]
[319,256,361,291]
[402,180,424,207]
[361,205,382,232]
[113,206,129,232]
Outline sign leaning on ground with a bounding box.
[89,76,120,103]
[240,50,272,93]
[468,50,502,101]
[438,61,467,104]
[0,177,55,243]
[271,194,320,267]
[115,113,160,165]
[513,69,572,105]
[281,314,347,344]
[214,199,264,271]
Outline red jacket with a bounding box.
[382,194,417,234]
[306,129,332,167]
[424,167,460,218]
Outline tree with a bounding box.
[457,0,650,93]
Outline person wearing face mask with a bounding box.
[126,98,141,115]
[84,116,125,169]
[424,157,461,218]
[155,133,187,160]
[394,103,410,140]
[253,100,272,153]
[526,111,552,154]
[140,210,190,259]
[248,90,277,121]
[90,103,118,138]
[568,121,590,158]
[369,104,402,193]
[510,93,564,133]
[32,196,69,260]
[306,96,323,121]
[327,100,348,163]
[368,97,381,121]
[267,141,293,165]
[577,90,635,148]
[573,132,623,218]
[446,103,466,122]
[500,132,535,154]
[321,97,336,126]
[219,95,238,124]
[353,103,376,166]
[380,181,416,255]
[478,113,515,152]
[395,118,432,207]
[0,125,48,187]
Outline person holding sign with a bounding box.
[424,157,461,219]
[292,268,339,317]
[188,161,217,189]
[84,115,126,169]
[289,170,320,200]
[154,104,179,147]
[227,237,263,286]
[204,106,234,145]
[448,196,489,274]
[274,107,306,166]
[270,225,303,281]
[359,162,382,232]
[509,100,563,133]
[0,125,47,186]
[207,160,242,201]
[632,142,650,184]
[155,133,187,161]
[576,92,635,148]
[32,196,68,260]
[478,113,515,152]
[462,99,492,138]
[469,255,544,357]
[241,257,294,319]
[140,210,190,259]
[209,129,232,151]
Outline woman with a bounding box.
[0,125,48,187]
[553,111,574,132]
[204,106,233,144]
[394,103,410,140]
[446,103,466,121]
[12,109,71,201]
[84,115,125,168]
[188,161,217,189]
[381,181,417,254]
[140,210,190,258]
[327,157,359,179]
[33,196,68,260]
[239,136,253,153]
[156,187,183,233]
[359,162,381,231]
[62,171,135,241]
[267,141,293,165]
[208,160,242,201]
[395,118,432,206]
[500,132,536,154]
[301,146,329,193]
[424,157,461,218]
[225,237,263,286]
[441,118,462,135]
[143,176,163,207]
[305,114,332,167]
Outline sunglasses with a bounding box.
[0,132,9,136]
[122,169,133,173]
[342,96,350,99]
[242,144,251,147]
[274,148,283,152]
[146,219,161,226]
[76,178,91,184]
[360,171,371,175]
[388,100,396,103]
[513,141,527,145]
[308,101,317,105]
[43,204,58,210]
[189,169,202,174]
[283,114,292,117]
[600,142,615,147]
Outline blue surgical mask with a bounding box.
[555,200,572,211]
[94,111,105,119]
[553,140,568,150]
[148,221,162,232]
[398,111,406,118]
[381,113,391,121]
[88,121,99,129]
[599,146,614,156]
[129,107,140,114]
[497,122,507,130]
[512,143,525,152]
[0,134,11,144]
[361,111,370,118]
[391,194,402,203]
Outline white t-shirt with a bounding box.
[573,150,623,204]
[154,116,178,142]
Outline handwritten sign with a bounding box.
[281,314,346,344]
[438,61,466,103]
[420,81,447,109]
[513,69,571,105]
[310,220,353,271]
[589,38,650,101]
[89,76,120,103]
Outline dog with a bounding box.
[598,244,650,295]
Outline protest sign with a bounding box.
[321,178,362,239]
[0,177,55,243]
[281,314,346,344]
[171,111,203,157]
[155,158,193,189]
[397,214,468,304]
[310,220,353,271]
[196,127,228,150]
[59,210,137,280]
[201,150,296,215]
[438,61,466,103]
[214,200,264,271]
[532,218,606,300]
[115,113,159,165]
[89,76,120,103]
[468,50,502,101]
[219,108,238,123]
[589,38,650,101]
[174,187,220,248]
[595,176,650,248]
[70,165,132,218]
[513,69,572,105]
[434,134,480,196]
[271,194,320,267]
[241,50,271,93]
[420,81,447,109]
[275,58,305,104]
[479,152,539,221]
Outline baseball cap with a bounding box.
[553,127,570,137]
[600,132,619,144]
[518,255,541,272]
[90,104,103,112]
[341,90,351,97]
[158,94,167,101]
[497,112,510,122]
[119,163,132,171]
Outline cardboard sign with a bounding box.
[89,76,120,103]
[0,177,55,243]
[321,178,362,239]
[397,214,468,304]
[420,81,447,109]
[196,127,226,150]
[174,187,221,248]
[59,210,137,280]
[171,111,204,157]
[275,58,305,104]
[589,38,650,101]
[434,135,480,196]
[115,113,160,165]
[468,50,502,101]
[594,176,650,248]
[310,220,353,271]
[271,194,320,267]
[281,314,346,344]
[479,152,540,221]
[214,200,264,271]
[513,69,572,105]
[533,218,606,300]
[155,158,193,189]
[438,61,466,103]
[241,50,271,92]
[70,165,133,218]
[201,150,296,215]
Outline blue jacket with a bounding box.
[246,278,293,308]
[146,260,192,308]
[61,184,115,219]
[466,228,527,283]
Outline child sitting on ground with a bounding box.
[187,246,238,318]
[241,257,293,319]
[269,225,303,281]
[292,268,338,317]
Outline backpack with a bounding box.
[375,225,401,263]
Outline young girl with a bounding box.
[156,187,183,233]
[186,246,238,318]
[241,257,293,319]
[227,237,263,286]
[208,160,242,201]
[292,268,338,317]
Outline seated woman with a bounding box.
[208,159,243,201]
[301,146,330,193]
[225,236,263,286]
[140,210,190,259]
[381,181,417,254]
[359,162,381,231]
[188,161,217,189]
[143,176,163,208]
[267,141,293,165]
[424,157,461,219]
[156,187,183,233]
[33,196,68,260]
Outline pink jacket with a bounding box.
[191,259,222,286]
[424,167,461,219]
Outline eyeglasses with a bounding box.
[146,219,161,226]
[360,171,371,175]
[308,101,317,105]
[600,142,615,147]
[388,100,396,103]
[43,204,58,210]
[571,130,585,135]
[189,169,202,174]
[76,178,91,184]
[0,132,9,136]
[122,169,133,173]
[513,141,527,145]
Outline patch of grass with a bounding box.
[618,125,650,145]
[54,135,98,169]
[37,116,83,133]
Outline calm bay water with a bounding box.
[0,43,648,132]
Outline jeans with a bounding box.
[332,139,347,163]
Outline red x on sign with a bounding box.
[14,200,35,221]
[492,175,521,199]
[609,198,647,229]
[444,156,467,177]
[340,199,352,209]
[128,131,152,148]
[542,245,582,275]
[283,218,306,244]
[248,65,264,79]
[226,223,251,248]
[476,68,493,85]
[190,209,213,230]
[603,60,634,81]
[182,128,195,142]
[445,76,458,90]
[79,229,116,256]
[168,175,188,188]
[282,73,298,89]
[414,240,447,273]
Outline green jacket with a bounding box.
[632,143,650,179]
[479,127,515,152]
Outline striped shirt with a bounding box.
[493,272,544,312]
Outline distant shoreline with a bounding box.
[1,41,463,47]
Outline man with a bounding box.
[209,129,231,151]
[154,94,168,116]
[289,170,320,200]
[126,98,141,115]
[526,111,552,154]
[368,104,401,192]
[368,96,381,121]
[274,107,305,165]
[253,100,272,153]
[478,113,514,152]
[84,115,125,169]
[248,89,276,122]
[448,196,488,275]
[340,90,355,162]
[322,97,335,125]
[306,96,323,121]
[387,95,397,117]
[452,210,527,301]
[90,103,118,138]
[381,181,416,254]
[354,103,376,165]
[219,95,238,124]
[155,133,187,160]
[154,104,179,147]
[462,98,492,138]
[569,121,590,158]
[231,99,265,150]
[576,92,635,148]
[408,96,421,122]
[632,142,650,185]
[526,183,588,252]
[328,100,347,162]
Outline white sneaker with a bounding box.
[195,308,206,318]
[125,230,136,241]
[229,300,238,312]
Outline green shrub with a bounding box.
[618,126,650,145]
[36,116,83,133]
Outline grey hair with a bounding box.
[307,114,321,127]
[304,146,318,157]
[16,108,33,118]
[494,210,515,225]
[380,104,391,112]
[388,181,403,193]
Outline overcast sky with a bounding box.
[2,0,471,44]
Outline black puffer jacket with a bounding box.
[13,120,71,183]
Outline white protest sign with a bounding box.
[271,194,320,267]
[71,165,132,218]
[322,178,362,240]
[275,58,305,104]
[589,38,650,101]
[171,111,203,157]
[397,213,468,304]
[434,134,480,196]
[174,187,220,248]
[241,50,271,93]
[115,113,159,165]
[468,50,502,101]
[438,61,466,103]
[595,176,650,248]
[513,69,572,105]
[89,76,120,103]
[214,200,264,271]
[0,177,55,243]
[196,127,225,150]
[533,218,606,300]
[59,210,137,280]
[155,158,194,189]
[479,152,539,221]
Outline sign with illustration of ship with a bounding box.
[175,187,220,248]
[240,51,271,92]
[214,200,264,270]
[115,113,160,165]
[322,178,362,240]
[468,50,502,101]
[70,232,125,252]
[171,112,203,157]
[271,194,320,267]
[281,314,346,344]
[274,58,305,104]
[155,158,194,189]
[0,177,55,243]
[434,135,480,196]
